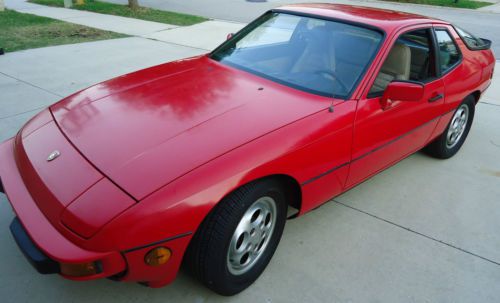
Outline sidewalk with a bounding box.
[479,2,500,12]
[6,0,176,35]
[5,0,245,51]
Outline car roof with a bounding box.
[275,3,448,32]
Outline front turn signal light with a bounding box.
[144,247,171,266]
[60,261,101,277]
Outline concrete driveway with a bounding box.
[1,35,500,302]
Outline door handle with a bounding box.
[428,93,444,103]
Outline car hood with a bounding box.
[51,56,330,200]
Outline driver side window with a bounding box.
[369,28,436,97]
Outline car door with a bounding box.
[346,25,446,187]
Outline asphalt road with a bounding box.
[105,0,500,57]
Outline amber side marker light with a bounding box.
[60,261,101,277]
[145,247,171,266]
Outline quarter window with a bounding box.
[454,26,488,50]
[435,29,461,74]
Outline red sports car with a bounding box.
[0,4,495,296]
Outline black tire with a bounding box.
[424,95,475,159]
[184,179,287,296]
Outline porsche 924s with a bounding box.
[0,3,495,296]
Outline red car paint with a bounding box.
[0,4,495,287]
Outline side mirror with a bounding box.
[380,81,424,110]
[226,33,234,41]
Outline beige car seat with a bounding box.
[370,42,411,94]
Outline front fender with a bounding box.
[84,100,355,284]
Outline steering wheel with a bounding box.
[315,70,349,95]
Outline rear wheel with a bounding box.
[424,96,475,159]
[185,179,287,296]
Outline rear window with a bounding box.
[454,26,490,50]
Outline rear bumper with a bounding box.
[0,137,126,281]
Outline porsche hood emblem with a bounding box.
[47,150,61,162]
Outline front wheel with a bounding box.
[424,96,475,159]
[184,179,287,296]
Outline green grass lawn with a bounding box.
[0,9,126,53]
[29,0,208,25]
[382,0,492,9]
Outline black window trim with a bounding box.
[429,26,441,82]
[433,26,463,77]
[210,10,387,100]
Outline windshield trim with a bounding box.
[210,11,386,100]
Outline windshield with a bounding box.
[210,12,383,99]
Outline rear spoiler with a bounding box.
[453,25,492,51]
[478,38,492,50]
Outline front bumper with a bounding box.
[0,138,126,280]
[9,217,60,274]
